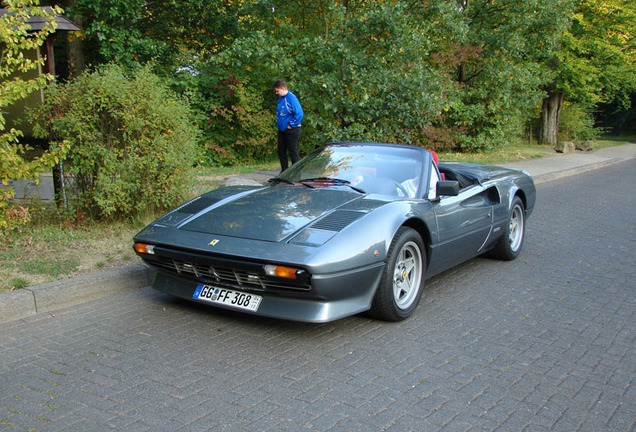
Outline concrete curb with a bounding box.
[0,263,156,324]
[529,157,623,185]
[501,144,636,185]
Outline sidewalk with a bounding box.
[1,143,635,324]
[501,143,636,184]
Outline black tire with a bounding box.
[488,196,525,260]
[370,227,426,321]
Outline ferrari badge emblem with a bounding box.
[209,239,220,246]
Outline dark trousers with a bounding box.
[277,127,301,171]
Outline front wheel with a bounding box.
[488,196,525,260]
[370,227,426,321]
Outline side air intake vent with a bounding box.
[155,197,219,227]
[311,210,364,232]
[176,197,218,214]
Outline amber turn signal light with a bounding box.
[134,243,155,255]
[264,264,299,279]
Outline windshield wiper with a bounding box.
[298,177,353,184]
[268,177,295,185]
[345,184,366,194]
[298,177,366,194]
[268,177,315,188]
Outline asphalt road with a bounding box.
[1,160,634,432]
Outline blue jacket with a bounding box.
[276,91,303,132]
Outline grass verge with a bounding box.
[1,218,145,292]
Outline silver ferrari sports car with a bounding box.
[134,142,535,322]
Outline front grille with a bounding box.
[147,253,311,293]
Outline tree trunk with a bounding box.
[539,91,563,147]
[63,0,84,78]
[457,0,469,81]
[66,24,84,78]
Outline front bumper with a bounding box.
[150,261,384,323]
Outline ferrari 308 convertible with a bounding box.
[134,142,536,322]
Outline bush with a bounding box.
[31,64,199,220]
[558,102,600,142]
[202,79,274,166]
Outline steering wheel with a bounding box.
[392,180,410,197]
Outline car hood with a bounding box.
[179,186,364,243]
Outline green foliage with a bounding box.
[558,102,600,141]
[595,92,636,135]
[188,0,574,154]
[555,0,636,106]
[204,81,274,165]
[426,0,571,151]
[67,0,171,70]
[0,0,70,235]
[209,2,460,155]
[60,0,636,161]
[67,0,247,74]
[31,64,199,220]
[539,0,636,145]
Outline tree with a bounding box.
[539,0,636,146]
[0,0,69,234]
[418,0,571,151]
[48,0,634,160]
[60,0,84,78]
[210,0,574,153]
[206,1,460,153]
[64,0,248,75]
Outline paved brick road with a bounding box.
[1,160,634,432]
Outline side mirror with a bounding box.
[436,180,459,197]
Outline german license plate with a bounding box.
[193,284,262,312]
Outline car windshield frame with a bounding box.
[277,143,428,198]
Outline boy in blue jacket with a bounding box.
[274,79,303,172]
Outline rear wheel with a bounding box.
[370,227,425,321]
[489,196,525,260]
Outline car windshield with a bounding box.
[277,144,425,198]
